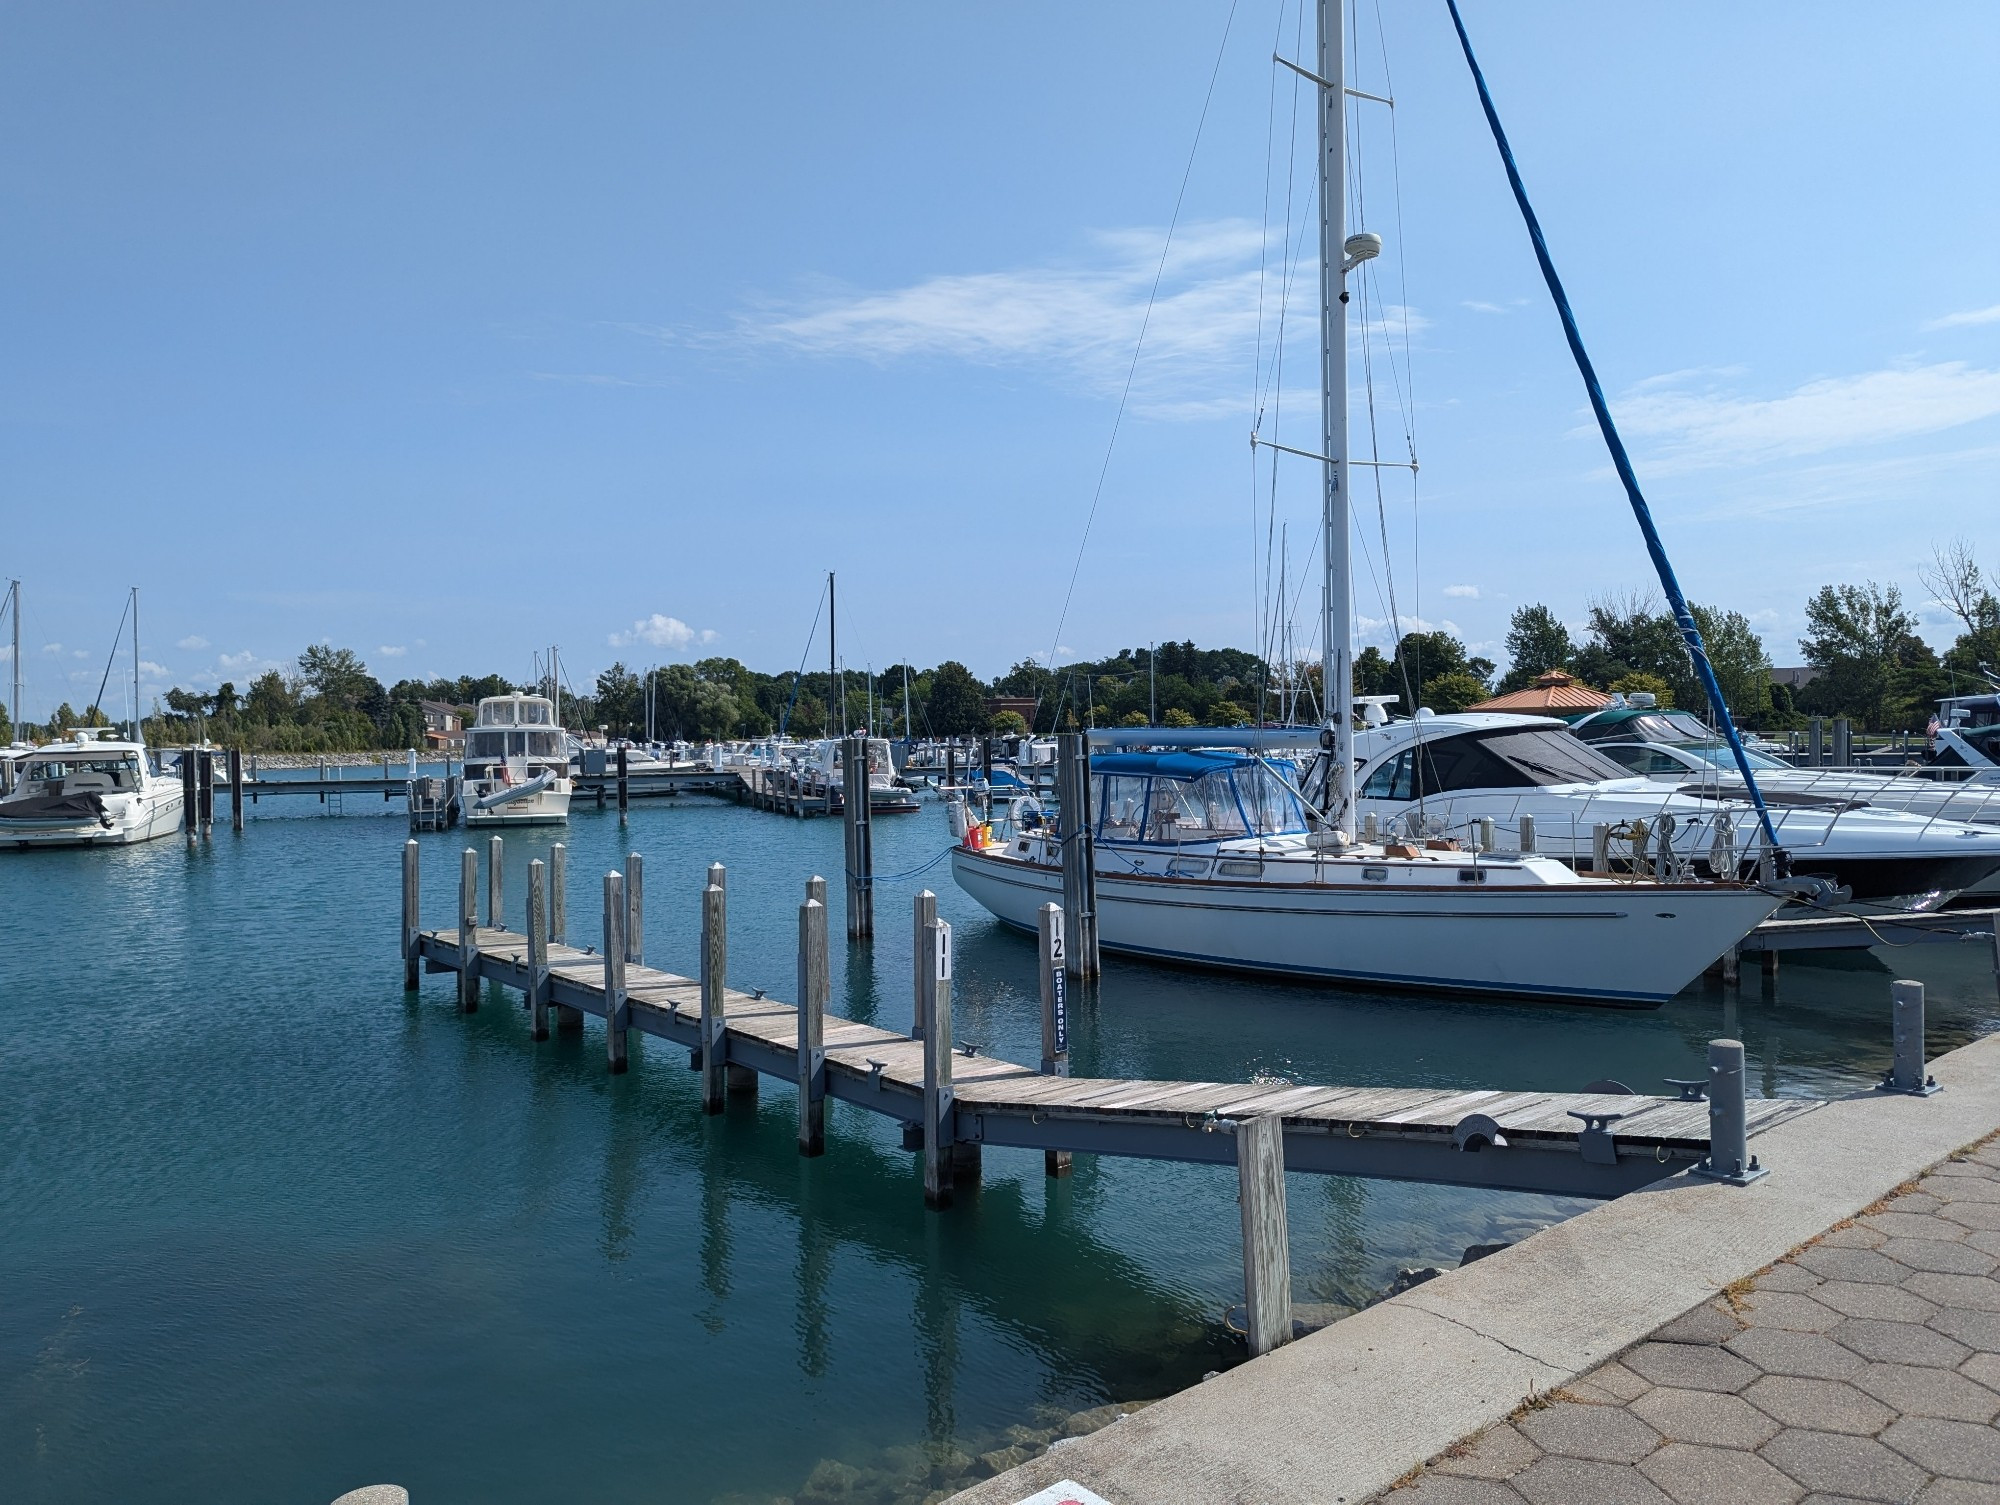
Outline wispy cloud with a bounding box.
[377,645,408,658]
[1925,304,2000,331]
[609,614,717,652]
[1612,361,2000,472]
[218,650,262,671]
[696,221,1425,419]
[138,659,170,678]
[1461,300,1507,315]
[1442,584,1480,599]
[177,635,209,651]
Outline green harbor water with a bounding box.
[4,789,1996,1504]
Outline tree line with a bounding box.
[2,546,1988,748]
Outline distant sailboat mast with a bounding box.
[131,587,141,744]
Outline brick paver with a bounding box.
[1381,1141,2000,1504]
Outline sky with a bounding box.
[2,1,1998,724]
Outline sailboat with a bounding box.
[949,0,1786,1005]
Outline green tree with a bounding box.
[594,663,643,737]
[926,661,991,736]
[1798,581,1938,729]
[1609,671,1673,707]
[298,644,374,713]
[245,670,296,726]
[1684,604,1770,722]
[1116,709,1149,727]
[1161,707,1196,728]
[1926,538,2000,691]
[0,698,11,742]
[1499,604,1574,693]
[1422,671,1490,714]
[992,710,1028,735]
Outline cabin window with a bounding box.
[1599,745,1686,776]
[1362,750,1414,801]
[466,730,507,761]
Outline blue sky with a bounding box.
[3,2,1998,723]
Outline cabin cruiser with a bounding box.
[950,743,1784,1006]
[796,736,922,814]
[1570,705,2000,830]
[0,728,184,846]
[1,741,34,796]
[463,694,572,826]
[1313,712,2000,911]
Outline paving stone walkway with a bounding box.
[1379,1135,2000,1505]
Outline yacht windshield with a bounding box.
[1093,761,1306,844]
[1576,711,1714,744]
[1678,742,1788,772]
[1364,728,1630,797]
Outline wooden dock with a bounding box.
[736,765,833,816]
[401,838,1826,1354]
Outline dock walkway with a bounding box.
[414,922,1817,1201]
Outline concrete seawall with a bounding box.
[955,1028,2000,1505]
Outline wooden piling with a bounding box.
[528,858,550,1040]
[181,751,197,844]
[921,917,955,1209]
[1056,733,1100,980]
[625,853,644,966]
[401,839,420,989]
[617,744,629,823]
[1721,944,1741,987]
[1237,1114,1294,1358]
[457,847,479,1012]
[487,835,504,928]
[550,843,567,943]
[228,747,244,832]
[843,731,874,940]
[1038,902,1072,1178]
[911,888,937,1040]
[604,871,628,1073]
[797,895,829,1156]
[198,750,215,835]
[700,881,728,1113]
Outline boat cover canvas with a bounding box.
[0,792,112,826]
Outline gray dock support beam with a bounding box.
[911,888,937,1040]
[487,835,503,928]
[457,847,479,1012]
[228,747,244,832]
[1237,1114,1294,1358]
[921,917,955,1209]
[1038,902,1071,1178]
[843,731,874,940]
[1884,979,1940,1096]
[1692,1038,1763,1184]
[798,893,829,1156]
[700,878,728,1113]
[603,871,628,1073]
[528,858,550,1040]
[401,839,420,989]
[1056,732,1100,980]
[625,853,644,966]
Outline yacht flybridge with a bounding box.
[949,0,1793,1006]
[463,694,572,827]
[0,728,185,847]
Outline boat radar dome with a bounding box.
[1342,231,1383,270]
[1626,692,1657,709]
[1355,694,1400,728]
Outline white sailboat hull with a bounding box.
[951,846,1782,1007]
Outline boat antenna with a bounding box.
[1443,0,1783,860]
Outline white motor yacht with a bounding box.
[1321,712,2000,911]
[464,694,572,827]
[0,728,185,846]
[798,736,922,814]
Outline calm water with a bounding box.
[4,789,1996,1504]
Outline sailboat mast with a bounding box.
[9,580,22,739]
[1317,0,1355,837]
[828,571,840,737]
[131,587,140,742]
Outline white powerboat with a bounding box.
[0,728,185,847]
[1321,711,2000,911]
[951,0,1788,1006]
[463,694,572,827]
[797,736,922,814]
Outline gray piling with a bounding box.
[911,888,937,1040]
[843,731,874,940]
[228,747,244,833]
[616,743,629,823]
[921,917,955,1209]
[603,871,628,1073]
[528,858,550,1040]
[182,751,197,845]
[700,880,727,1114]
[625,853,644,966]
[550,842,567,943]
[1038,901,1072,1179]
[1057,732,1100,980]
[1884,979,1940,1096]
[401,839,420,990]
[1518,813,1535,854]
[1692,1039,1763,1184]
[487,835,503,928]
[798,895,829,1156]
[457,847,479,1012]
[1236,1114,1294,1358]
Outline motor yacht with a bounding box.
[0,728,185,846]
[797,736,922,814]
[463,694,572,827]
